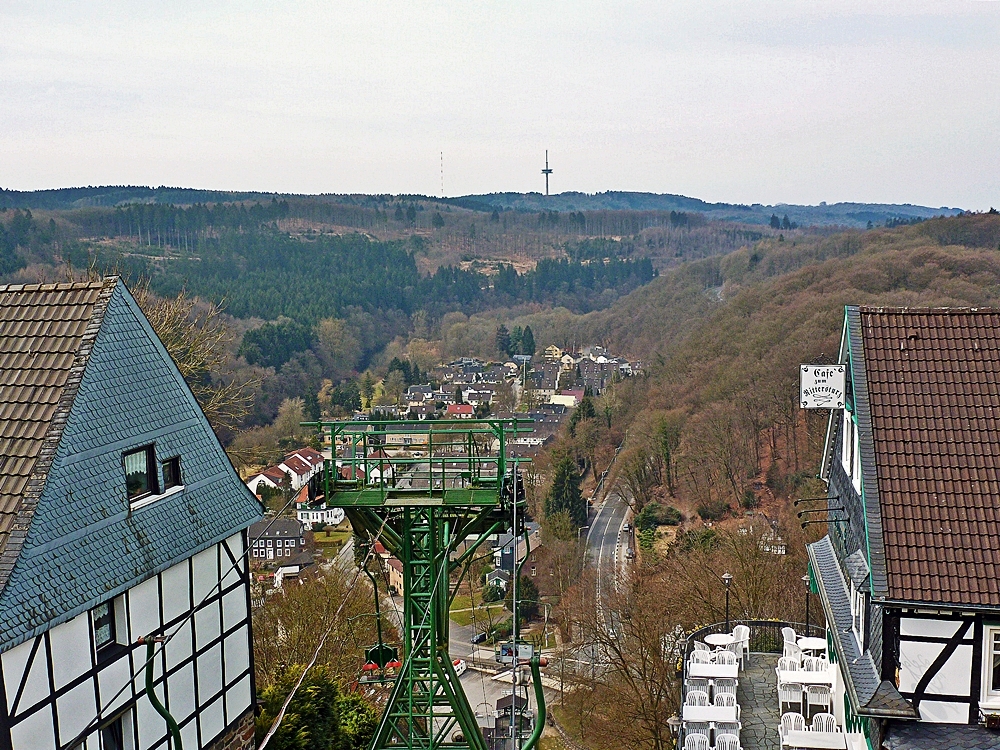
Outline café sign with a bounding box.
[800,365,846,409]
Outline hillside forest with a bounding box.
[3,190,1000,749]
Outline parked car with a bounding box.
[453,659,468,676]
[471,631,488,644]
[625,548,635,560]
[622,522,632,533]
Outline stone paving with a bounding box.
[737,653,781,750]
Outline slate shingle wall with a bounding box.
[0,281,261,651]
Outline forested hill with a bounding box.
[0,185,962,229]
[449,191,963,228]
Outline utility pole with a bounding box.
[541,151,553,197]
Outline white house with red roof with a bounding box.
[446,404,474,419]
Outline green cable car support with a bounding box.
[304,418,544,750]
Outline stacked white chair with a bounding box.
[714,692,741,719]
[716,650,738,666]
[684,722,710,738]
[783,641,803,660]
[812,713,837,732]
[777,656,800,672]
[732,624,750,666]
[686,678,710,696]
[716,722,741,738]
[714,734,740,750]
[686,690,709,706]
[714,678,738,696]
[778,712,806,742]
[684,733,709,750]
[806,685,831,719]
[778,682,803,714]
[781,626,798,644]
[691,650,714,664]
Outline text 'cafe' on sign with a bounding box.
[799,364,846,409]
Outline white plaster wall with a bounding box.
[197,642,224,701]
[226,673,252,722]
[166,660,196,723]
[224,626,250,684]
[165,619,193,672]
[192,545,219,603]
[128,575,160,642]
[222,587,247,632]
[199,693,226,744]
[55,679,97,741]
[194,602,221,651]
[925,644,972,696]
[98,651,132,714]
[15,636,50,713]
[9,704,55,750]
[136,685,168,750]
[899,641,945,694]
[900,618,962,639]
[161,557,191,623]
[918,699,968,723]
[2,638,37,713]
[49,614,92,691]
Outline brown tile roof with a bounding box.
[0,279,116,575]
[860,306,1000,606]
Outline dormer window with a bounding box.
[124,446,157,500]
[850,581,867,648]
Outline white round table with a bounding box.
[798,636,827,654]
[704,633,735,648]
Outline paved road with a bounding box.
[588,489,631,630]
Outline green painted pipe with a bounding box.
[521,655,547,750]
[141,637,182,750]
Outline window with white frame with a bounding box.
[850,582,866,648]
[983,627,1000,706]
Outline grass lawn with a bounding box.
[449,603,505,627]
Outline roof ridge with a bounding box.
[0,277,117,294]
[0,278,117,596]
[859,305,1000,314]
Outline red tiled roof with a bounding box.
[281,455,311,476]
[861,307,1000,606]
[446,404,473,414]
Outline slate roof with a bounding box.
[807,535,917,718]
[858,307,1000,607]
[0,278,263,650]
[885,721,1000,750]
[0,279,114,590]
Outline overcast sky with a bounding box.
[2,1,999,208]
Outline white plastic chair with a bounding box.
[733,624,750,665]
[686,678,710,696]
[714,692,741,718]
[812,713,837,733]
[714,678,738,697]
[715,734,740,750]
[691,650,714,664]
[693,640,711,652]
[684,722,710,738]
[782,626,798,643]
[777,656,800,672]
[684,733,709,750]
[783,642,803,660]
[802,656,823,672]
[716,722,741,738]
[806,685,831,719]
[778,683,803,714]
[779,712,806,737]
[685,690,709,706]
[716,650,738,666]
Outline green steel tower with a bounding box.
[310,418,533,750]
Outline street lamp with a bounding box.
[722,573,733,630]
[802,574,811,633]
[667,714,682,738]
[577,525,590,541]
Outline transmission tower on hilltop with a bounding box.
[541,150,553,196]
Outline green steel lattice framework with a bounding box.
[307,418,532,750]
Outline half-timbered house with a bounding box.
[0,279,262,750]
[810,306,1000,749]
